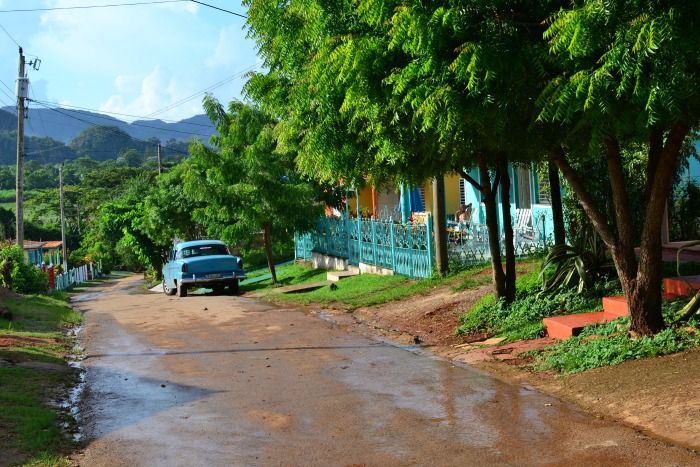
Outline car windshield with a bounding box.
[177,244,229,259]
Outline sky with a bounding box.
[0,0,259,124]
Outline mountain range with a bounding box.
[0,106,216,144]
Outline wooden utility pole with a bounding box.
[15,47,26,247]
[157,143,162,174]
[59,163,68,272]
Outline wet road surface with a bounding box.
[74,275,700,466]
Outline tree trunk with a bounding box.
[432,176,449,275]
[478,153,506,300]
[263,222,277,285]
[552,123,690,336]
[498,154,516,302]
[547,156,566,247]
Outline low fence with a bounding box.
[297,212,552,280]
[296,215,433,279]
[54,261,102,291]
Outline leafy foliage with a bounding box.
[457,273,621,342]
[533,319,700,374]
[0,243,48,294]
[539,225,615,295]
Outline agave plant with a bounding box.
[538,225,615,296]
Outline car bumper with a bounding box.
[179,272,247,287]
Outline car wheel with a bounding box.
[163,280,176,296]
[176,283,188,297]
[228,279,239,296]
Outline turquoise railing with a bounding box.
[296,213,552,279]
[296,215,433,279]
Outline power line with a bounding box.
[0,0,247,18]
[190,1,247,19]
[29,100,214,128]
[0,23,20,47]
[144,62,262,118]
[27,100,215,138]
[0,1,188,13]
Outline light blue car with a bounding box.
[161,240,247,297]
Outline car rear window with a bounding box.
[177,244,229,258]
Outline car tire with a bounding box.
[163,281,176,296]
[176,283,188,297]
[228,280,239,296]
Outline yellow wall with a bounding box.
[444,174,461,216]
[421,174,461,216]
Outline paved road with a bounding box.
[74,275,700,466]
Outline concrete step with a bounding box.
[602,293,681,317]
[543,312,613,340]
[601,296,629,317]
[327,270,360,282]
[664,276,700,297]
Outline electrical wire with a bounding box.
[28,100,215,138]
[144,62,261,118]
[31,100,192,157]
[0,0,247,19]
[0,1,188,13]
[0,23,20,47]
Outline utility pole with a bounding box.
[157,143,162,174]
[15,47,26,247]
[59,163,68,272]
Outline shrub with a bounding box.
[0,243,48,294]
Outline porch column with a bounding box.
[400,184,411,223]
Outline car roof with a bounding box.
[174,240,227,250]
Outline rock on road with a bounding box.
[73,274,699,466]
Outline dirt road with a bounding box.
[73,275,699,466]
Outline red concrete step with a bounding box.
[664,276,700,297]
[602,292,681,317]
[602,296,629,317]
[543,312,612,340]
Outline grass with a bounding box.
[243,260,536,311]
[0,292,83,465]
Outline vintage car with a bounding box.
[162,240,247,297]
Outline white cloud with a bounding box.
[205,25,249,68]
[10,0,256,123]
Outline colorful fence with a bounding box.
[297,211,552,280]
[296,214,433,279]
[54,261,102,291]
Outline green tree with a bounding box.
[537,0,700,335]
[185,96,325,283]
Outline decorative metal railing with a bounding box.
[296,214,433,279]
[296,211,552,280]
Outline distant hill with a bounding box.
[0,108,216,165]
[0,106,215,144]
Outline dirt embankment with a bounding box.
[313,279,700,454]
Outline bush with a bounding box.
[534,320,700,374]
[457,272,621,342]
[0,243,48,294]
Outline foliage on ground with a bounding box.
[457,271,623,342]
[531,311,700,374]
[0,292,82,465]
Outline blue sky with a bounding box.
[0,0,259,123]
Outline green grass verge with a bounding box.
[0,292,83,465]
[243,260,517,311]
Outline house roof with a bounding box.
[21,240,63,250]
